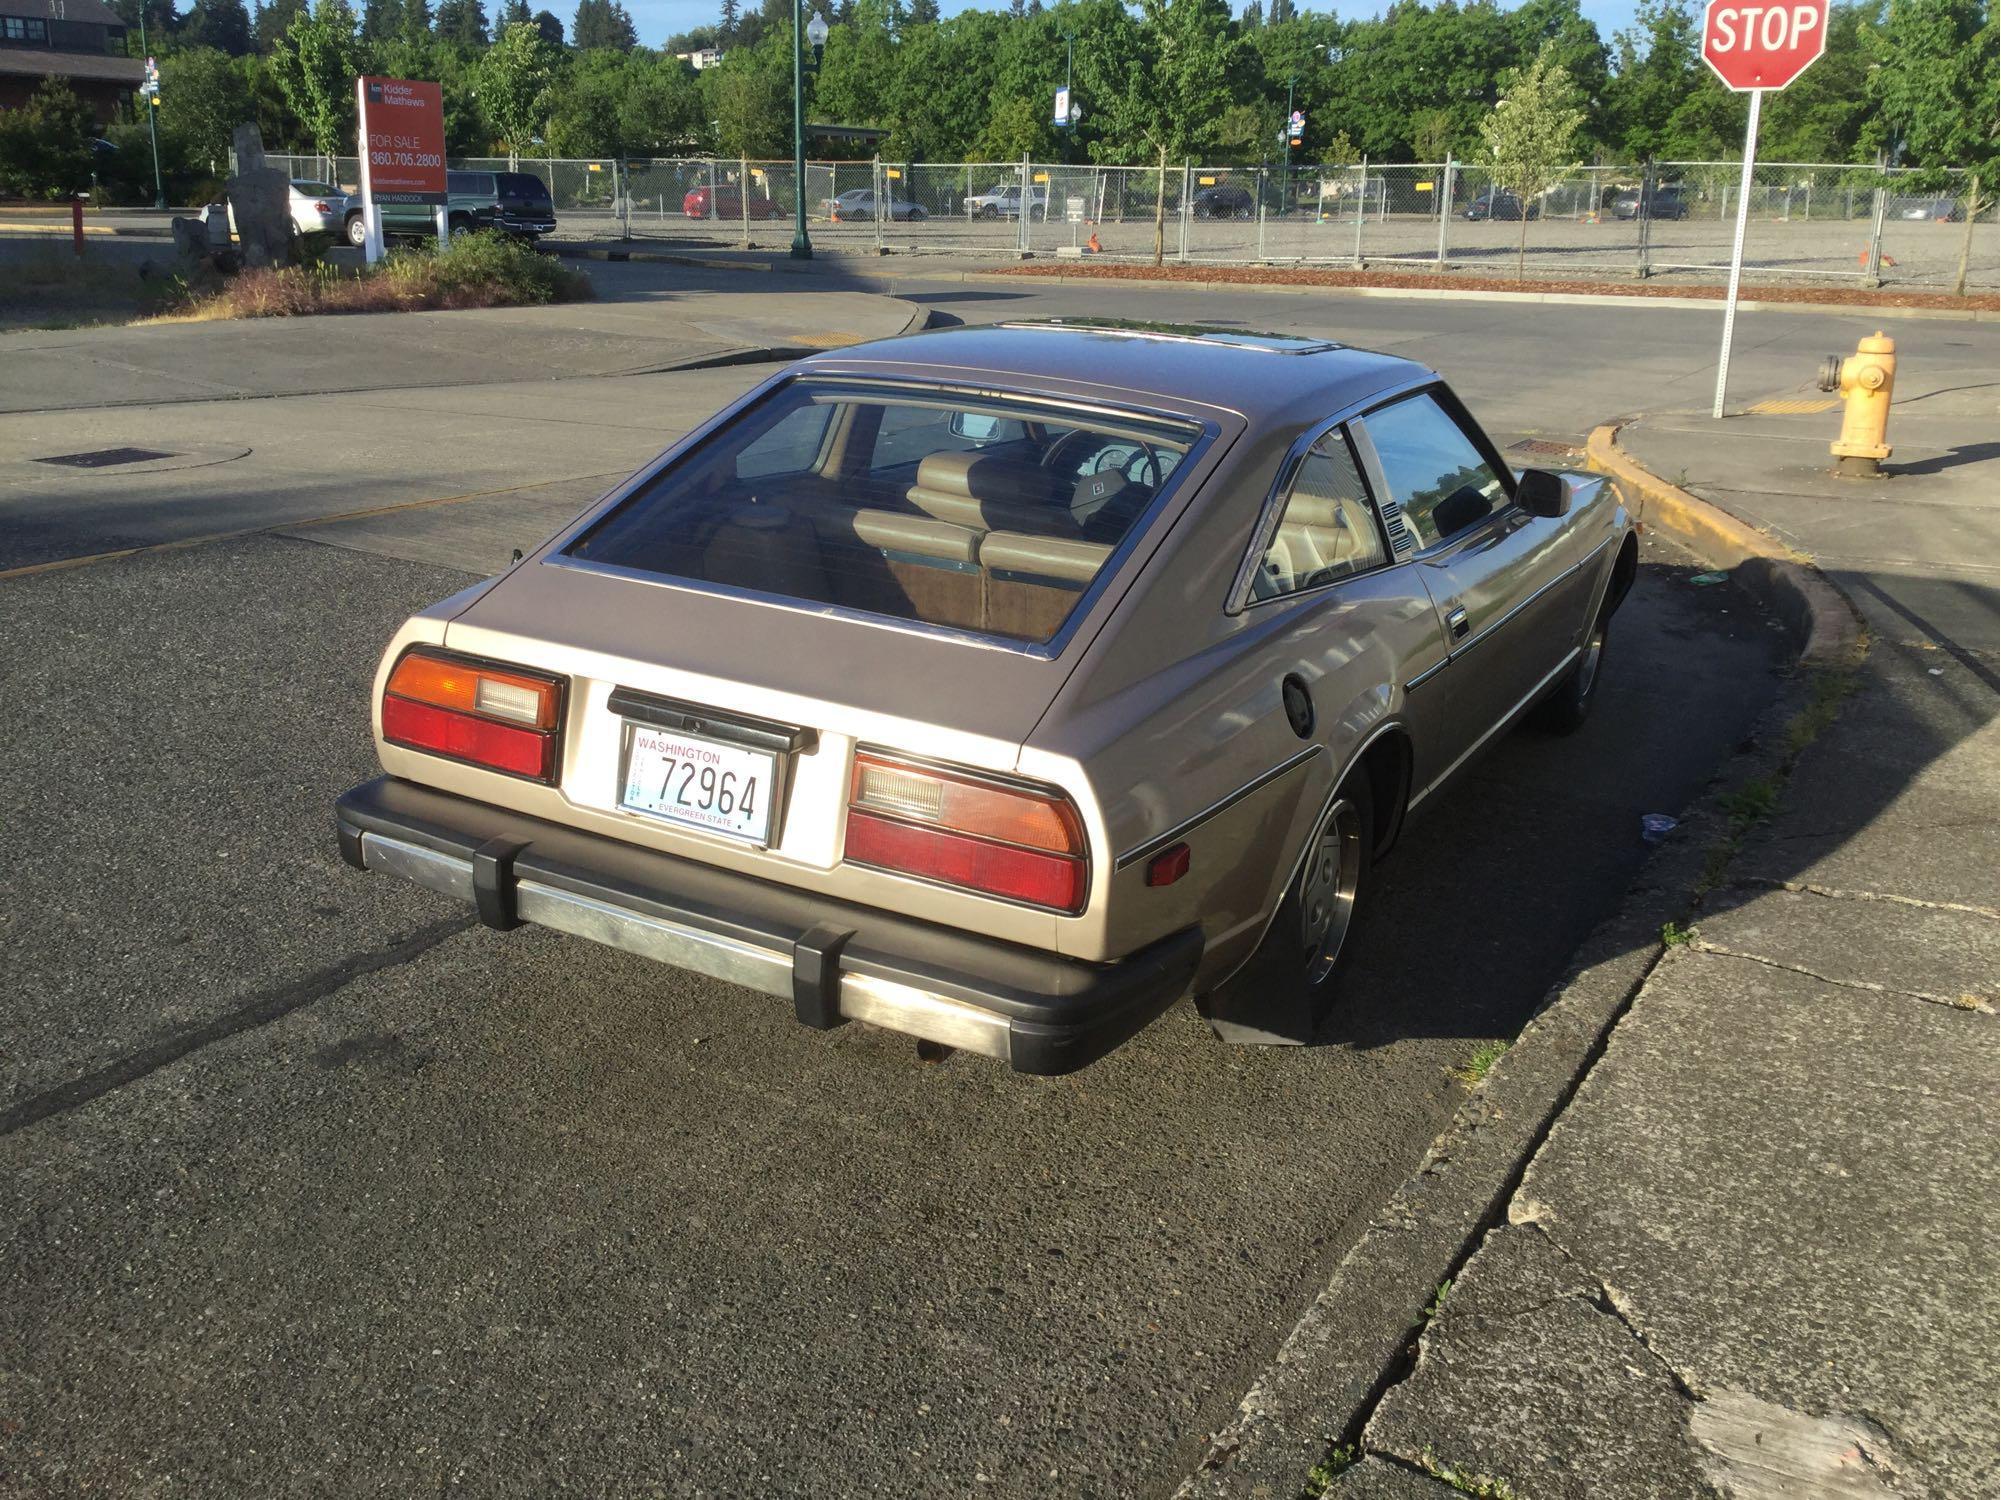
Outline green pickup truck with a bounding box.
[344,170,559,247]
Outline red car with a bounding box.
[683,186,784,220]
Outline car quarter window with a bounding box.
[1249,429,1389,602]
[1360,392,1511,550]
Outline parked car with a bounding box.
[335,319,1635,1073]
[683,185,785,220]
[1888,195,1959,222]
[1610,185,1690,220]
[965,183,1048,220]
[1464,189,1540,221]
[1191,183,1255,219]
[343,170,558,246]
[204,180,350,241]
[826,188,928,223]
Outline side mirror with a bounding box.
[1516,467,1569,518]
[950,412,1004,441]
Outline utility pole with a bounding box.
[1279,74,1294,217]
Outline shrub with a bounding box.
[0,80,95,199]
[164,231,592,320]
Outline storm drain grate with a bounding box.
[1506,438,1583,458]
[33,447,176,469]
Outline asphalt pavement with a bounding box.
[3,270,1987,1496]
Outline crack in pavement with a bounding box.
[1686,940,1997,1014]
[1732,876,2000,920]
[0,915,475,1138]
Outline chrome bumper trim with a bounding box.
[357,831,1011,1061]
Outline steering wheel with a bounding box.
[1042,430,1162,492]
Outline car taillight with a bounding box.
[844,752,1087,913]
[381,647,563,782]
[313,200,331,213]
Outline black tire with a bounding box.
[1534,611,1610,734]
[1203,772,1376,1045]
[446,215,475,242]
[1233,203,1251,220]
[345,213,368,247]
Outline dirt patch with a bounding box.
[985,260,1999,312]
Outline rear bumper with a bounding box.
[335,776,1201,1075]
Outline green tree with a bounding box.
[702,28,792,155]
[813,0,898,133]
[571,0,637,48]
[1093,0,1244,162]
[1863,0,1998,174]
[0,79,96,198]
[532,8,564,43]
[479,19,557,160]
[880,8,1002,158]
[359,0,404,39]
[255,0,309,52]
[270,0,362,156]
[433,0,488,45]
[1759,2,1876,161]
[160,46,255,170]
[1479,38,1585,276]
[187,0,257,54]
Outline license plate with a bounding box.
[619,723,777,844]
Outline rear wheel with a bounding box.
[1203,774,1375,1045]
[345,214,368,247]
[447,216,476,242]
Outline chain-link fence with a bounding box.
[262,151,1996,290]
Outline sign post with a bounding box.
[354,76,447,264]
[1701,0,1828,417]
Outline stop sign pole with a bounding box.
[1703,0,1829,417]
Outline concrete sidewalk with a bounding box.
[1326,362,1999,1495]
[0,285,923,414]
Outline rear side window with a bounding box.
[1250,430,1388,601]
[1361,393,1510,549]
[566,382,1200,645]
[447,171,495,196]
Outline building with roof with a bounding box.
[0,0,143,125]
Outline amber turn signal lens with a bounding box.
[386,650,561,730]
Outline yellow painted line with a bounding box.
[0,470,630,584]
[1746,396,1841,415]
[0,223,117,236]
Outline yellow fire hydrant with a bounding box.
[1817,332,1896,477]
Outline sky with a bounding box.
[626,0,1644,52]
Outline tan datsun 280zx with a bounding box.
[336,322,1636,1072]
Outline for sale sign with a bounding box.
[1701,0,1829,92]
[356,76,446,203]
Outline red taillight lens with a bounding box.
[381,647,563,782]
[844,752,1088,913]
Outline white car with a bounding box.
[965,183,1048,220]
[203,180,350,240]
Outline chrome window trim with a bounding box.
[1113,744,1324,870]
[545,371,1221,664]
[1224,371,1437,616]
[1443,557,1580,661]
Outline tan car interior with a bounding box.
[577,398,1186,645]
[1252,446,1389,600]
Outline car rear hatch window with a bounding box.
[497,172,552,212]
[562,380,1203,648]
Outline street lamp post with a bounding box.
[137,9,165,209]
[790,4,828,260]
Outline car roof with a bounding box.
[794,318,1435,423]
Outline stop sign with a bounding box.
[1702,0,1829,91]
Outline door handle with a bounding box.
[1448,606,1470,640]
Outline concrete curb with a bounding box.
[1172,429,1860,1500]
[1585,422,1862,667]
[551,243,772,271]
[966,269,2001,321]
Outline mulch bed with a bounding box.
[985,259,1999,312]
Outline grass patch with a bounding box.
[1301,1444,1358,1496]
[1661,921,1695,947]
[161,231,591,321]
[1450,1043,1508,1088]
[1420,1449,1524,1498]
